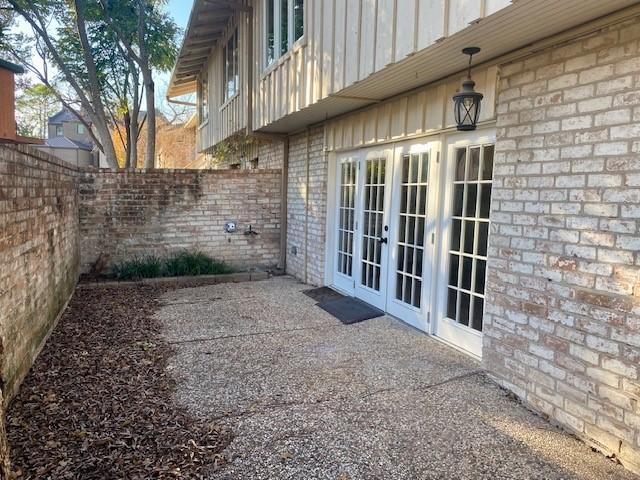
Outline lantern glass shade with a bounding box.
[453,79,483,131]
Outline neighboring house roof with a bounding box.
[45,136,93,151]
[0,58,25,74]
[167,0,238,99]
[49,107,91,125]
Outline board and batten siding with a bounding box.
[252,0,510,132]
[324,65,498,151]
[197,10,249,152]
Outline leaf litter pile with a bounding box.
[6,283,232,479]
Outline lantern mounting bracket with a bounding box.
[462,47,481,56]
[462,47,481,78]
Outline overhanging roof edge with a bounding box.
[167,0,241,99]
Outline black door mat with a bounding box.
[303,286,345,303]
[318,296,384,325]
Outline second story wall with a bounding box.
[184,0,640,151]
[48,117,92,145]
[197,8,249,153]
[251,0,511,131]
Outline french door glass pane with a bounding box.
[395,153,429,308]
[361,158,386,290]
[446,144,494,331]
[337,160,356,277]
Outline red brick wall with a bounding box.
[0,148,282,474]
[0,145,80,403]
[78,169,282,273]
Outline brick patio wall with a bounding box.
[78,169,281,273]
[286,127,327,286]
[0,145,80,404]
[484,18,640,473]
[0,144,80,475]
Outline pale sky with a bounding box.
[157,0,193,103]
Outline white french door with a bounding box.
[328,130,495,359]
[434,132,495,358]
[385,141,439,331]
[331,148,393,309]
[333,155,359,294]
[353,150,393,310]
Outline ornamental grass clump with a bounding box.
[113,251,232,280]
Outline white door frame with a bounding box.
[432,129,496,359]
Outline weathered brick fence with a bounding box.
[78,166,281,274]
[0,144,281,473]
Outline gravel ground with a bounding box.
[160,276,639,480]
[6,283,231,479]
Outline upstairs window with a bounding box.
[77,124,85,134]
[198,72,209,124]
[55,125,63,136]
[265,0,304,67]
[223,28,239,102]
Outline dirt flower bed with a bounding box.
[6,283,232,479]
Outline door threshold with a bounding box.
[329,284,482,362]
[429,334,482,363]
[328,284,354,297]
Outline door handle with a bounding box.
[378,237,388,244]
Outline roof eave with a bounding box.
[167,0,243,99]
[0,58,25,74]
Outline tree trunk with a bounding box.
[73,0,118,168]
[129,113,139,168]
[130,61,141,168]
[138,0,155,169]
[62,0,116,167]
[129,120,138,168]
[143,78,155,168]
[124,111,132,169]
[95,122,118,168]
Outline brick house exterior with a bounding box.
[485,19,640,468]
[168,1,640,472]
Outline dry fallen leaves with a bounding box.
[279,450,294,462]
[7,283,232,479]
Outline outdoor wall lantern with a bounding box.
[453,47,483,131]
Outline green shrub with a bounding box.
[113,255,163,280]
[112,251,232,280]
[163,251,233,277]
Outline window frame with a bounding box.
[263,0,305,70]
[444,144,493,333]
[55,125,64,137]
[77,123,86,135]
[222,27,240,104]
[198,71,209,127]
[433,130,496,359]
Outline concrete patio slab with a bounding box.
[158,277,638,480]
